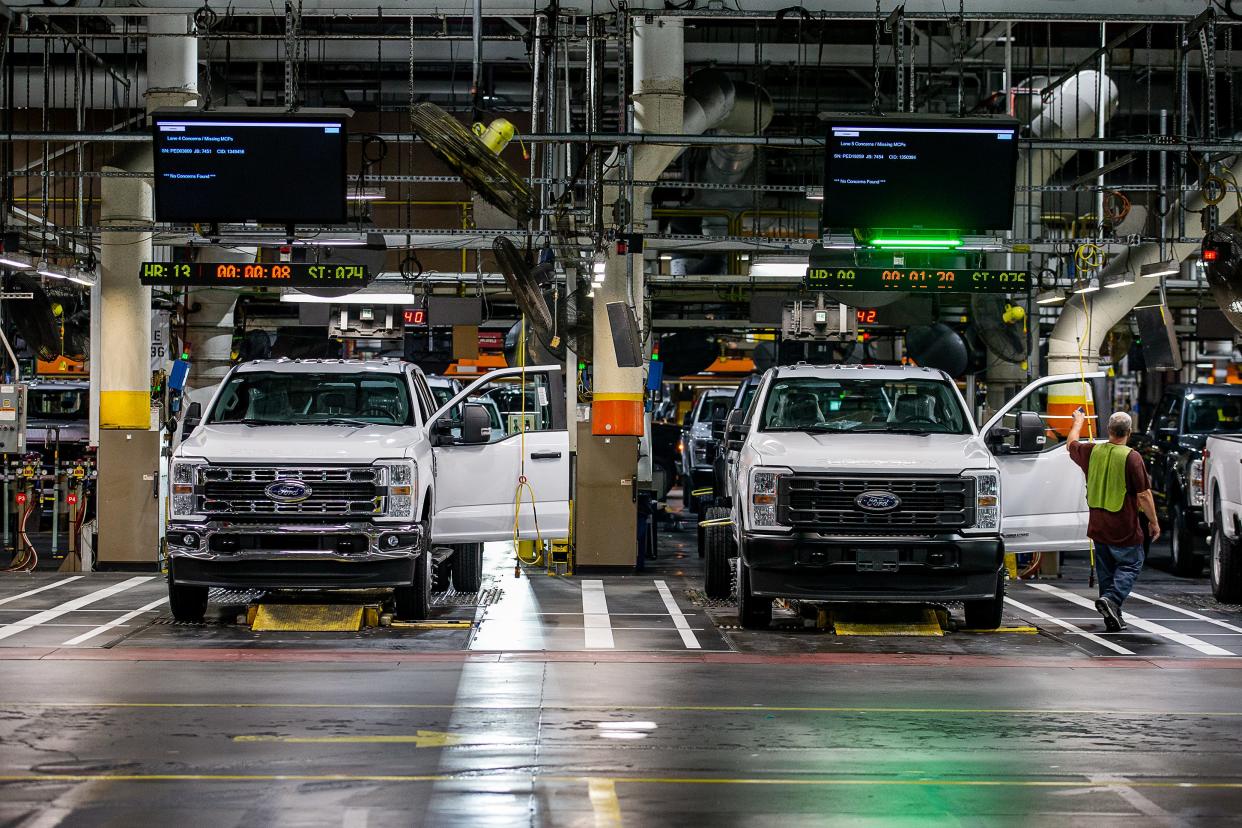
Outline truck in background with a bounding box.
[1200,434,1242,601]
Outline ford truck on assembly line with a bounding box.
[706,363,1102,629]
[166,359,570,622]
[1200,433,1242,601]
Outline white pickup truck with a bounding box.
[708,363,1100,629]
[1200,434,1242,601]
[166,358,570,621]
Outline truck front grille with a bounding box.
[197,465,382,517]
[780,475,974,533]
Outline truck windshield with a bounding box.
[29,389,88,421]
[760,377,969,435]
[1185,394,1242,434]
[696,395,732,424]
[208,372,414,426]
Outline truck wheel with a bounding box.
[168,580,208,623]
[449,543,484,593]
[737,556,772,630]
[1170,503,1204,576]
[395,549,432,620]
[1211,521,1242,603]
[703,506,733,599]
[963,572,1005,630]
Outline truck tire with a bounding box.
[1211,519,1242,603]
[168,580,208,623]
[1170,502,1204,576]
[395,549,432,620]
[449,543,484,593]
[963,572,1005,630]
[737,556,772,630]
[703,506,733,599]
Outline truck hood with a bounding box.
[178,423,419,463]
[750,431,993,475]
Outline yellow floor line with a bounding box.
[234,731,460,747]
[22,701,1242,717]
[587,777,623,828]
[3,773,1242,790]
[960,626,1039,634]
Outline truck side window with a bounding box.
[440,372,556,443]
[1155,397,1183,433]
[998,382,1095,452]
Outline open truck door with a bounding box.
[981,371,1109,554]
[428,366,571,543]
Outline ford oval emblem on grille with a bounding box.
[855,490,901,512]
[265,479,312,503]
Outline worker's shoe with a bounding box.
[1095,597,1124,632]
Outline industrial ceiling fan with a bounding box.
[969,294,1031,365]
[409,103,534,225]
[7,274,61,362]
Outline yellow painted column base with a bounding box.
[100,390,151,430]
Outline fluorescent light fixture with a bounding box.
[749,257,808,279]
[805,186,824,201]
[1035,288,1066,305]
[304,238,368,247]
[1071,277,1099,295]
[869,237,963,250]
[67,272,95,286]
[1140,259,1179,279]
[0,252,31,269]
[279,290,417,305]
[346,187,387,201]
[35,260,65,279]
[1102,271,1135,289]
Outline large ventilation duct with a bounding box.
[1047,156,1242,376]
[985,70,1118,407]
[671,77,774,276]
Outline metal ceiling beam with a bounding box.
[8,0,1215,20]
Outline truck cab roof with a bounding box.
[770,363,952,382]
[233,358,418,376]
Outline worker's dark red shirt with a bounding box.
[1068,440,1152,548]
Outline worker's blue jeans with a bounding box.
[1094,543,1145,608]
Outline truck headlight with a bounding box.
[963,471,1000,531]
[1190,459,1205,507]
[169,459,204,520]
[375,460,417,520]
[750,467,789,528]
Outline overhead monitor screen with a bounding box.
[822,116,1019,232]
[152,111,348,225]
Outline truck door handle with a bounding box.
[530,451,562,460]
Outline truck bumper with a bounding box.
[740,533,1004,603]
[166,521,422,590]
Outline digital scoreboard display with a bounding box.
[139,261,369,288]
[806,267,1028,293]
[151,110,348,225]
[822,116,1019,232]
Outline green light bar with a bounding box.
[869,237,963,249]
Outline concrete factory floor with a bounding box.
[4,517,1242,824]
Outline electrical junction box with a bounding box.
[330,306,402,340]
[782,296,857,341]
[0,384,27,454]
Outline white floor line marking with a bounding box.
[1025,583,1235,657]
[1087,773,1187,827]
[0,577,154,642]
[0,576,83,607]
[1128,591,1242,633]
[581,580,615,649]
[654,580,702,650]
[61,597,168,646]
[587,777,623,828]
[1005,597,1135,655]
[342,807,370,828]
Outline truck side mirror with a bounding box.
[183,401,202,434]
[726,411,749,451]
[1015,410,1047,453]
[460,403,492,445]
[710,418,727,442]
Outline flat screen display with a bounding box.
[152,111,348,224]
[822,116,1019,232]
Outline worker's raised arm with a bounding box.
[1067,408,1086,447]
